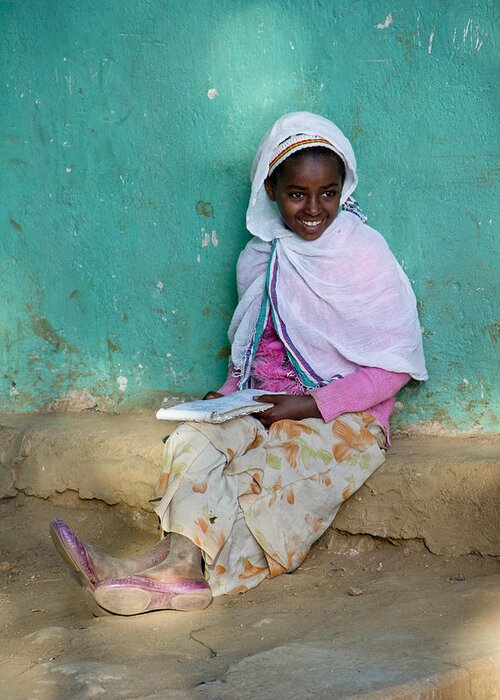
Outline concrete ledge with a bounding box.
[1,413,499,556]
[334,434,500,556]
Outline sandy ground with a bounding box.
[1,494,499,699]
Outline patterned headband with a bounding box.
[268,134,341,176]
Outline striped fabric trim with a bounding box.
[267,245,327,388]
[268,137,334,175]
[240,292,269,390]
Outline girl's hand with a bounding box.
[202,391,223,400]
[252,394,321,428]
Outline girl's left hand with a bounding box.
[252,394,321,427]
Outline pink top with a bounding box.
[218,318,410,444]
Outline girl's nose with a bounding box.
[304,196,321,215]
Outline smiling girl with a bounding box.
[51,112,427,615]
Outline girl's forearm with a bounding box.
[310,367,410,423]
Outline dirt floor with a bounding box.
[1,494,500,699]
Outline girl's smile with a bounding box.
[265,151,344,241]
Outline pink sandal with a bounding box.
[94,575,212,615]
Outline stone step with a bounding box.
[1,412,499,556]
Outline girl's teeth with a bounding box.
[302,220,322,227]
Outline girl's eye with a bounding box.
[322,190,337,198]
[289,192,304,200]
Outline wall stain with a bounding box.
[202,306,211,316]
[466,211,481,240]
[10,218,22,232]
[487,322,500,343]
[30,315,77,352]
[122,313,129,322]
[216,346,230,360]
[196,200,214,218]
[351,106,364,140]
[107,338,120,352]
[394,32,417,60]
[69,289,79,299]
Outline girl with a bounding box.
[51,112,427,616]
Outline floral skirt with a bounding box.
[152,412,385,597]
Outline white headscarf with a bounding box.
[229,111,428,388]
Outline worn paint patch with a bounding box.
[47,389,98,412]
[10,218,22,232]
[30,315,76,352]
[69,289,79,299]
[196,201,214,218]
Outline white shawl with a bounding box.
[228,112,427,388]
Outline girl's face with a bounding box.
[265,152,343,241]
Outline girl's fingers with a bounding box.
[252,394,280,404]
[202,391,223,400]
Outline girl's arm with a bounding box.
[309,366,411,423]
[253,367,410,426]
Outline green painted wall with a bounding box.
[1,1,498,431]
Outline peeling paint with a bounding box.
[117,376,128,392]
[428,30,435,54]
[201,228,210,247]
[10,218,22,232]
[376,13,393,30]
[207,87,218,100]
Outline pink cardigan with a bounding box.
[218,316,409,444]
[217,364,408,444]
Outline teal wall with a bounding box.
[1,1,498,431]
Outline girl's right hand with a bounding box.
[202,391,223,400]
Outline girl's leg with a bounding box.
[94,533,212,615]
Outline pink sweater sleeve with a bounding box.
[217,363,240,395]
[310,367,410,423]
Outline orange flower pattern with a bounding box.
[153,413,385,597]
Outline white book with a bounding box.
[156,390,275,423]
